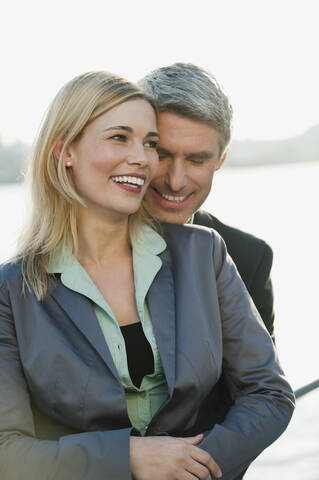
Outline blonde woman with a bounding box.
[0,71,294,480]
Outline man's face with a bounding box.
[144,112,226,224]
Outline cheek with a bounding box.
[149,155,160,178]
[201,176,214,194]
[78,143,119,172]
[88,153,113,171]
[189,170,211,192]
[152,161,168,182]
[73,157,108,189]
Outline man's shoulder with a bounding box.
[194,210,272,255]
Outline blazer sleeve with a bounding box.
[193,210,275,339]
[199,233,295,480]
[0,281,132,480]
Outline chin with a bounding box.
[154,209,189,225]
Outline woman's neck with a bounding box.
[76,211,131,266]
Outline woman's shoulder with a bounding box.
[0,261,23,287]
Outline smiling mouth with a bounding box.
[153,187,188,203]
[111,175,145,188]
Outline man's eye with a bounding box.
[145,140,159,149]
[111,134,127,142]
[189,159,205,165]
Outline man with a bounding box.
[139,63,275,478]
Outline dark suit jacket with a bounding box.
[194,210,275,479]
[0,224,294,480]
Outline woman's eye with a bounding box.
[145,140,159,149]
[111,134,127,142]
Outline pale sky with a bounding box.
[1,0,318,145]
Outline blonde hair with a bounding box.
[14,71,156,300]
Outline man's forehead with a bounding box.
[157,112,220,156]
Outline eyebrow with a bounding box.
[104,126,159,138]
[186,150,215,161]
[157,146,214,160]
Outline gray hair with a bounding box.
[139,63,233,156]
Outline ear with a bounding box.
[215,151,227,171]
[53,138,65,161]
[53,138,73,166]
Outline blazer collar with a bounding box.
[50,277,121,383]
[147,247,176,395]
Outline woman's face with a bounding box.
[68,98,159,222]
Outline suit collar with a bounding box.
[147,247,176,395]
[50,276,121,382]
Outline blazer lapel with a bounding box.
[50,278,120,383]
[147,248,176,395]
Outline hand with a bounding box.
[130,433,222,479]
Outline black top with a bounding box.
[120,322,154,388]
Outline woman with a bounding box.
[0,71,294,480]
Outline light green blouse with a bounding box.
[47,225,169,435]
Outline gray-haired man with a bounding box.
[139,63,275,479]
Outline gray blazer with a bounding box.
[0,223,294,480]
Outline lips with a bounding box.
[110,174,146,192]
[153,187,189,203]
[111,175,145,187]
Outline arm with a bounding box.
[193,210,275,339]
[199,233,294,480]
[0,282,131,480]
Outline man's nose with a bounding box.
[166,159,187,192]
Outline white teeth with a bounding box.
[160,191,186,202]
[112,176,145,186]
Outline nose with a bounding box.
[165,158,187,192]
[127,142,150,167]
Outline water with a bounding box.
[1,162,319,477]
[0,183,27,261]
